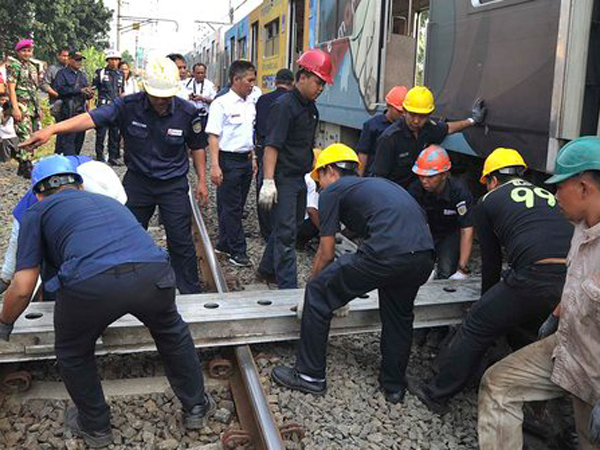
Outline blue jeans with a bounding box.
[258,176,306,289]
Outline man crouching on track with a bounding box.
[0,155,215,448]
[271,144,435,403]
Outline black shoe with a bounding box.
[383,388,406,404]
[271,365,326,395]
[407,377,450,415]
[256,269,277,284]
[108,159,123,167]
[184,393,216,430]
[64,406,113,448]
[214,245,231,257]
[229,254,251,267]
[95,154,105,162]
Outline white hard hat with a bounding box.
[77,161,128,205]
[105,49,122,60]
[142,57,180,98]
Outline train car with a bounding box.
[309,0,599,173]
[189,28,228,89]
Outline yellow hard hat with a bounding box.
[480,148,527,184]
[142,57,180,98]
[402,86,435,114]
[311,143,360,181]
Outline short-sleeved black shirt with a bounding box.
[255,87,288,147]
[318,176,434,260]
[475,178,573,293]
[373,118,448,188]
[408,176,474,240]
[90,92,205,180]
[264,88,319,177]
[355,112,393,176]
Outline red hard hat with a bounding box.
[297,49,334,85]
[412,145,452,176]
[385,86,409,110]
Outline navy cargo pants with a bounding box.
[427,263,566,401]
[259,175,307,288]
[296,250,434,392]
[54,262,206,432]
[434,229,460,279]
[123,170,202,294]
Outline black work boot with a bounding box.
[407,377,450,415]
[271,365,326,395]
[184,393,217,430]
[20,160,33,179]
[382,388,406,404]
[64,406,113,448]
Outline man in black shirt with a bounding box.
[271,144,434,403]
[254,68,294,241]
[373,86,486,188]
[408,145,474,279]
[257,50,332,288]
[410,148,573,415]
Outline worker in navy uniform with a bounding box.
[206,60,257,267]
[257,49,333,288]
[410,148,573,415]
[356,85,407,177]
[19,57,209,294]
[271,144,435,403]
[254,68,294,241]
[0,156,214,448]
[373,86,486,188]
[93,49,124,165]
[408,145,474,279]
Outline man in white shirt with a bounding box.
[181,63,216,112]
[296,173,320,250]
[206,60,257,267]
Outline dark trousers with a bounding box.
[297,218,319,247]
[55,131,85,156]
[434,230,460,279]
[123,170,202,294]
[95,126,120,161]
[296,250,434,392]
[428,264,566,401]
[259,176,307,289]
[216,152,252,256]
[54,262,206,432]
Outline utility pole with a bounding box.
[116,0,122,51]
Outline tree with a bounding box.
[81,47,106,82]
[0,0,113,62]
[121,50,134,67]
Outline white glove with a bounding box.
[259,179,278,210]
[449,271,469,281]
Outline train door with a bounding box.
[288,0,306,70]
[382,0,429,96]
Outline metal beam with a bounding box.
[0,279,479,363]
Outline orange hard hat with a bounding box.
[412,145,452,176]
[385,86,409,110]
[297,49,334,85]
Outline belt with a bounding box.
[534,258,567,265]
[104,262,140,275]
[220,150,252,159]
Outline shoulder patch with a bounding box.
[192,117,203,134]
[457,200,468,216]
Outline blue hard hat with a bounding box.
[31,155,83,193]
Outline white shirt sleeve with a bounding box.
[205,98,225,137]
[305,174,319,210]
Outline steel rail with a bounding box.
[188,191,285,450]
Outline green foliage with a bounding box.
[0,0,113,62]
[81,47,106,82]
[37,97,56,158]
[415,10,430,86]
[121,50,134,67]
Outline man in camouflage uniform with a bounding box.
[7,39,41,178]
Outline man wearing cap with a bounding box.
[257,50,331,288]
[254,68,294,241]
[271,144,434,403]
[478,137,600,449]
[19,57,208,295]
[53,50,94,156]
[0,155,215,448]
[93,50,124,165]
[373,86,486,188]
[410,148,573,415]
[408,145,474,279]
[7,39,41,178]
[356,86,407,177]
[41,47,70,121]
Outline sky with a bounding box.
[103,0,262,62]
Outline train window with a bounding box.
[318,0,356,43]
[238,37,247,60]
[251,21,259,64]
[264,19,280,58]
